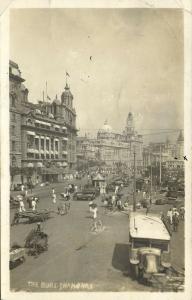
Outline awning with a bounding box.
[46,150,49,154]
[35,120,51,126]
[27,131,35,136]
[54,125,60,129]
[54,138,59,142]
[46,137,50,140]
[62,151,68,155]
[40,150,44,154]
[62,137,68,141]
[62,162,68,167]
[34,149,39,153]
[27,149,35,153]
[40,136,44,139]
[51,151,54,154]
[27,163,34,168]
[62,126,67,130]
[35,135,39,138]
[37,162,43,168]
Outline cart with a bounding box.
[10,246,26,269]
[11,209,51,225]
[25,227,48,257]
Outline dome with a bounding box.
[101,120,112,132]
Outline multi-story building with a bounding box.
[143,131,184,171]
[76,113,143,174]
[9,61,77,186]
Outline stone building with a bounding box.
[76,113,143,174]
[9,61,77,186]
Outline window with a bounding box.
[35,154,39,159]
[51,138,54,151]
[11,125,15,136]
[41,139,44,150]
[151,241,168,252]
[55,141,59,152]
[12,141,16,151]
[27,135,34,149]
[46,139,49,151]
[10,94,16,107]
[46,154,50,159]
[35,139,39,150]
[55,154,58,159]
[41,154,45,159]
[51,154,54,159]
[11,156,17,167]
[133,239,150,248]
[27,153,34,158]
[12,113,16,122]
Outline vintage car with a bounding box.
[73,190,96,201]
[155,198,168,205]
[129,213,171,282]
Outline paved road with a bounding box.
[10,180,184,292]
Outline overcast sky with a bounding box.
[10,8,183,142]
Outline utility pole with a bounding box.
[133,148,136,212]
[150,152,153,199]
[159,144,162,186]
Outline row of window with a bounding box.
[26,153,67,159]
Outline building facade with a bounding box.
[76,113,143,175]
[143,131,184,171]
[9,61,77,186]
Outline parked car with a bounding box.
[73,191,96,201]
[155,198,168,205]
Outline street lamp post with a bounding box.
[133,148,136,212]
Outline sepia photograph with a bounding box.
[1,2,191,297]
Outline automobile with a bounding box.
[155,198,168,205]
[73,191,96,201]
[83,184,100,196]
[129,212,171,281]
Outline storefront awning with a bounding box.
[27,163,34,168]
[27,131,35,136]
[62,137,68,141]
[37,162,43,168]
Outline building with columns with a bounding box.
[76,113,143,174]
[9,60,77,186]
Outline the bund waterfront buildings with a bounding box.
[10,60,77,186]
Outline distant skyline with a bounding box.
[10,8,183,143]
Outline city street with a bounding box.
[10,180,184,292]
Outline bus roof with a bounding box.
[129,213,170,241]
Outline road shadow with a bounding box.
[112,243,131,277]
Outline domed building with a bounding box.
[95,114,143,173]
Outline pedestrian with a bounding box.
[115,186,119,194]
[75,185,78,192]
[167,208,173,225]
[21,184,25,192]
[146,202,150,215]
[172,211,180,232]
[31,197,37,211]
[18,195,25,212]
[52,188,57,204]
[111,194,116,207]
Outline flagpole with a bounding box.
[46,81,47,100]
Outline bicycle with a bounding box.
[90,219,103,233]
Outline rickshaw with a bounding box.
[129,212,171,282]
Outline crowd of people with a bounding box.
[161,206,185,233]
